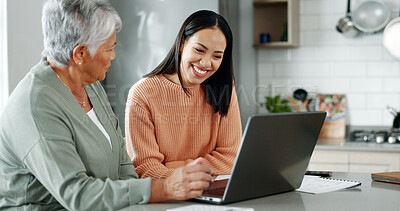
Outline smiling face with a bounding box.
[179,28,226,87]
[83,31,117,83]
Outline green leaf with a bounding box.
[264,95,292,113]
[274,95,280,102]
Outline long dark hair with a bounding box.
[144,10,234,116]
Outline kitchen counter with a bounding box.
[316,138,400,152]
[119,172,400,211]
[315,125,400,152]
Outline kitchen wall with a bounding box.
[6,0,45,93]
[236,0,258,128]
[4,0,400,128]
[0,1,8,111]
[254,0,400,126]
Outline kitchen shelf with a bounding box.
[253,0,299,48]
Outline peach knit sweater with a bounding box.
[125,74,242,179]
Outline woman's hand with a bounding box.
[149,158,213,202]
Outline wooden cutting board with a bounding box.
[371,171,400,184]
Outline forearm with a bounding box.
[163,149,238,175]
[59,176,151,209]
[165,160,193,169]
[137,162,175,179]
[163,148,237,175]
[201,149,238,174]
[149,158,213,202]
[149,179,171,202]
[25,141,151,210]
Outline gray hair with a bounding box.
[41,0,122,66]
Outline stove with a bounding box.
[348,129,400,144]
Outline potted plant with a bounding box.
[265,95,292,113]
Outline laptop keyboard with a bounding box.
[203,187,225,197]
[202,179,228,197]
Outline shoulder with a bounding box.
[231,86,238,100]
[24,58,65,107]
[14,65,60,111]
[228,85,239,107]
[127,75,167,101]
[0,61,66,152]
[131,75,163,91]
[24,62,74,124]
[3,59,62,118]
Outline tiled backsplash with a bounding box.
[256,0,400,126]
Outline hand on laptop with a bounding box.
[149,158,214,202]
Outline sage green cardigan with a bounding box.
[0,58,151,210]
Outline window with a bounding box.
[0,0,8,112]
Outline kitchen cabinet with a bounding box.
[308,149,400,173]
[253,0,299,48]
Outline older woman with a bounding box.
[125,10,242,179]
[0,0,212,210]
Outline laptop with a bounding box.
[194,111,327,204]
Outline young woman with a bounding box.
[125,10,242,179]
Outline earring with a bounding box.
[78,62,82,65]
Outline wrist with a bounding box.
[149,178,171,202]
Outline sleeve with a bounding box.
[119,131,140,180]
[198,88,242,175]
[125,86,174,179]
[24,90,151,210]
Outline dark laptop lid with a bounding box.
[221,111,326,204]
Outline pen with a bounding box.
[305,171,332,177]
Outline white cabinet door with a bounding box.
[308,149,400,173]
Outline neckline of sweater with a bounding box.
[158,74,202,91]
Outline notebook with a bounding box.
[296,175,361,194]
[371,171,400,184]
[194,111,327,204]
